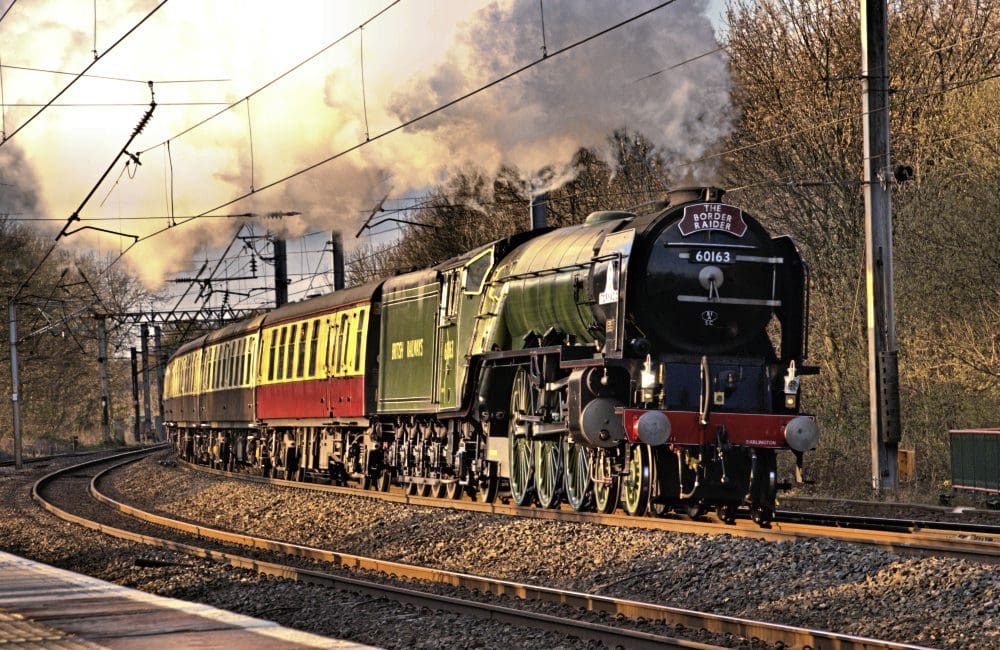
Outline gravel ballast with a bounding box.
[1,454,605,649]
[102,453,998,649]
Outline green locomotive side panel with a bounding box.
[378,279,439,412]
[474,220,633,353]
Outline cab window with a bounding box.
[463,249,494,294]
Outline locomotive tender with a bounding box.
[165,186,818,525]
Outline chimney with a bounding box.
[530,192,549,230]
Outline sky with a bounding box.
[0,0,731,304]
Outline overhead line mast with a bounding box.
[861,0,901,493]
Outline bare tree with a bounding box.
[723,0,999,488]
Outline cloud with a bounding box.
[0,143,45,217]
[381,0,730,189]
[2,0,728,288]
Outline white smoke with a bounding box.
[379,0,730,192]
[1,0,728,288]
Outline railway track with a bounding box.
[180,458,1000,563]
[0,448,110,467]
[31,448,930,650]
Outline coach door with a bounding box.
[435,268,461,409]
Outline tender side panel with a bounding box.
[378,281,439,413]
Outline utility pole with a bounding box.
[153,325,165,441]
[273,237,288,307]
[861,0,901,493]
[331,231,345,291]
[8,302,22,469]
[130,347,140,443]
[140,324,153,441]
[96,316,111,443]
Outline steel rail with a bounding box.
[0,447,118,467]
[30,450,723,650]
[774,510,1000,537]
[78,452,929,650]
[180,459,1000,563]
[781,494,1000,516]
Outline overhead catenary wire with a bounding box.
[0,0,17,26]
[137,0,402,156]
[2,101,230,107]
[7,63,994,231]
[0,62,229,85]
[0,0,168,148]
[120,0,684,258]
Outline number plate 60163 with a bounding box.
[690,249,733,264]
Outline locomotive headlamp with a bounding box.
[784,361,800,394]
[640,354,662,404]
[784,361,800,409]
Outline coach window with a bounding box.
[285,325,299,379]
[463,248,494,295]
[229,342,237,387]
[284,326,293,379]
[218,345,225,389]
[278,327,289,380]
[234,341,240,386]
[210,347,217,390]
[203,348,210,390]
[354,310,366,372]
[297,322,308,378]
[220,345,227,388]
[326,322,340,375]
[264,332,272,381]
[238,340,244,385]
[202,349,209,390]
[245,337,254,385]
[216,345,222,388]
[308,319,320,377]
[337,313,350,374]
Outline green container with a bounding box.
[950,429,1000,493]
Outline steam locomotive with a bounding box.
[165,186,818,525]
